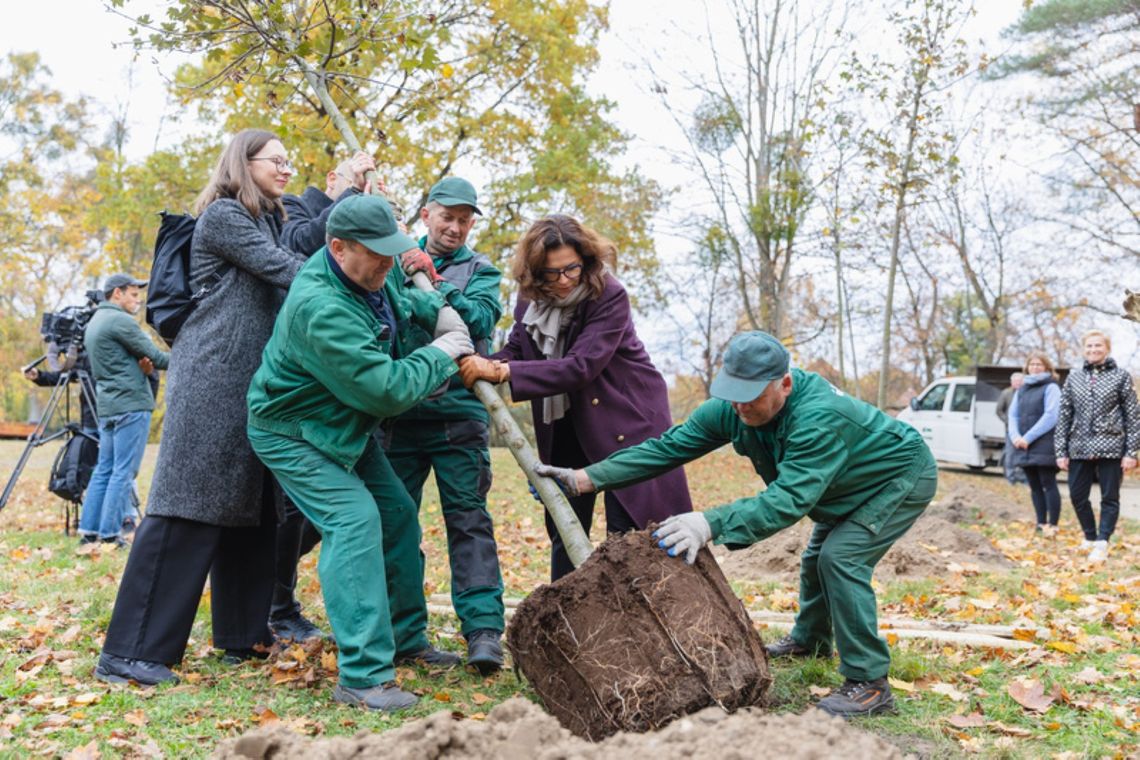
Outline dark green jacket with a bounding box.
[247,250,456,469]
[83,302,170,418]
[394,239,503,422]
[586,369,931,547]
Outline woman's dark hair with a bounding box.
[511,215,613,302]
[193,129,285,217]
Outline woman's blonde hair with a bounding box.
[193,129,285,217]
[1080,329,1112,352]
[1023,352,1057,380]
[511,215,613,302]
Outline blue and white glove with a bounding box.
[652,513,712,565]
[532,463,583,497]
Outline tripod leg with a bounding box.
[0,377,71,512]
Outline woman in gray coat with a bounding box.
[96,130,307,686]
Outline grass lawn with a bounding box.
[0,440,1137,758]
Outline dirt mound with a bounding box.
[717,481,1015,583]
[507,530,770,739]
[217,697,905,759]
[935,479,1025,525]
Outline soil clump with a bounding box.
[218,697,906,759]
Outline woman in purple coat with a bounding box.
[459,215,692,580]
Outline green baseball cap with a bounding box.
[427,176,482,215]
[327,194,417,256]
[710,331,790,403]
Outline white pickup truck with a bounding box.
[896,366,1069,470]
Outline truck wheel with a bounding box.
[966,465,987,472]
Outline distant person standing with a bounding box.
[1055,330,1140,562]
[997,373,1027,484]
[1008,356,1060,536]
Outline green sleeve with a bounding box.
[437,266,503,341]
[585,401,728,489]
[295,300,455,419]
[705,427,848,546]
[396,282,446,333]
[114,314,170,369]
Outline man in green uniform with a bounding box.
[387,177,506,674]
[247,194,475,712]
[535,331,938,718]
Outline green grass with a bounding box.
[0,442,1137,757]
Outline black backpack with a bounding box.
[48,430,99,504]
[145,212,231,346]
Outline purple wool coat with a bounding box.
[493,275,693,527]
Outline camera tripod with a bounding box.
[0,360,139,533]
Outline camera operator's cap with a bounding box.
[103,273,148,295]
[327,194,417,256]
[427,176,482,215]
[710,331,790,403]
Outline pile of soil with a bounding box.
[716,481,1015,583]
[506,530,770,739]
[218,697,906,759]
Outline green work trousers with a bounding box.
[248,427,429,689]
[385,418,505,637]
[789,451,939,682]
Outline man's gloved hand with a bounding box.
[652,512,712,565]
[402,250,443,286]
[457,355,509,388]
[433,306,468,338]
[430,330,474,361]
[532,463,588,497]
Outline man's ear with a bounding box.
[326,170,339,190]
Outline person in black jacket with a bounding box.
[1055,330,1140,563]
[280,152,376,256]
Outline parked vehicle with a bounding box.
[897,365,1069,470]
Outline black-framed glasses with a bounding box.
[249,156,294,172]
[539,263,584,283]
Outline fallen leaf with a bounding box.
[989,720,1033,737]
[888,677,915,693]
[1072,667,1102,685]
[931,683,969,702]
[124,710,148,727]
[320,651,338,671]
[1046,641,1079,654]
[1007,679,1054,712]
[471,692,493,705]
[433,692,452,702]
[71,693,101,706]
[808,685,832,697]
[63,739,100,759]
[947,713,986,728]
[255,708,279,726]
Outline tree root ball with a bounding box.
[506,529,772,740]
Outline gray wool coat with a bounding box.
[145,198,306,527]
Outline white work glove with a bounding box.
[652,512,712,565]
[433,306,468,338]
[532,463,584,497]
[430,330,474,361]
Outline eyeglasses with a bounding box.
[539,263,584,283]
[249,156,294,173]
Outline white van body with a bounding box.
[896,375,1006,469]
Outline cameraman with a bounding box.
[78,274,170,546]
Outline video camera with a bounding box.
[39,290,103,355]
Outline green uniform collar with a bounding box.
[418,235,473,265]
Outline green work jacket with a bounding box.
[247,250,456,470]
[585,369,931,548]
[83,301,170,418]
[395,238,503,423]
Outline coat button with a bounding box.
[592,398,599,406]
[617,434,625,442]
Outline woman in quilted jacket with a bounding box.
[1054,330,1140,562]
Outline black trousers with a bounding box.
[1022,465,1061,527]
[102,493,276,665]
[271,491,322,620]
[1068,458,1122,542]
[547,419,637,582]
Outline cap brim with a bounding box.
[429,195,482,215]
[357,231,418,257]
[709,371,772,403]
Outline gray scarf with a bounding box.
[523,284,591,424]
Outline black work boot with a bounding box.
[269,612,328,644]
[765,635,817,659]
[394,646,462,668]
[466,629,504,675]
[333,682,418,712]
[95,653,179,687]
[220,647,270,665]
[816,678,896,718]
